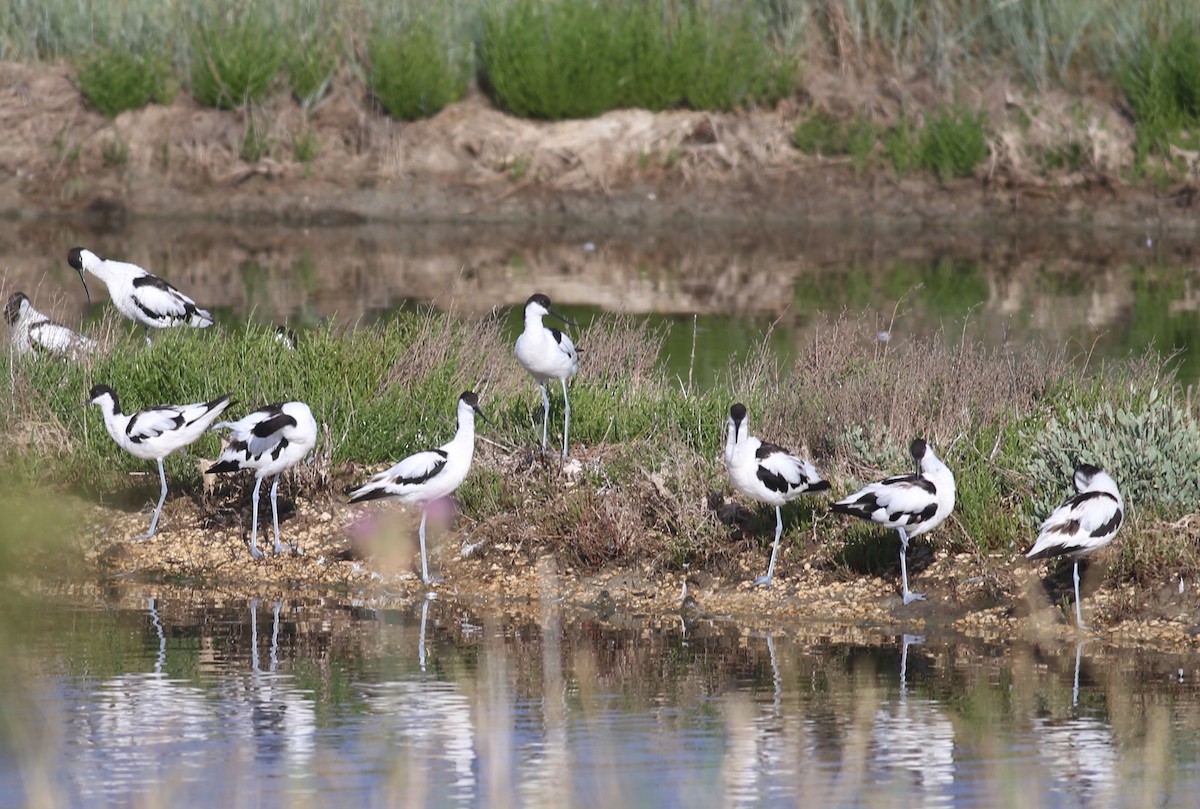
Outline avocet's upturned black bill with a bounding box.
[515,293,579,458]
[724,402,830,587]
[208,401,319,560]
[831,438,957,605]
[68,247,213,339]
[5,292,96,359]
[349,392,489,585]
[1026,464,1123,630]
[86,384,234,539]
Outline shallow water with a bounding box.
[1,590,1199,807]
[3,216,1200,383]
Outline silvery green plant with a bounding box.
[1026,387,1200,521]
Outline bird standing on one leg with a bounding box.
[349,392,491,585]
[207,401,319,560]
[832,438,956,605]
[515,293,579,458]
[723,402,830,587]
[5,292,96,359]
[1026,464,1123,630]
[86,384,233,538]
[68,247,213,342]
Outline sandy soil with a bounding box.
[58,479,1200,653]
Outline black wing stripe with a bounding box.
[253,413,297,438]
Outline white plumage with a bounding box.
[832,438,956,604]
[208,401,319,559]
[87,384,233,538]
[1026,464,1123,629]
[515,293,579,458]
[4,291,96,358]
[69,247,213,338]
[350,392,489,584]
[724,402,830,587]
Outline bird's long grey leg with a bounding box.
[248,477,264,560]
[419,509,431,585]
[140,457,169,539]
[1073,560,1088,630]
[754,505,784,588]
[561,377,571,458]
[898,527,925,604]
[269,475,292,555]
[540,383,551,451]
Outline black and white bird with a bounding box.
[349,392,490,585]
[208,401,319,560]
[274,326,298,351]
[724,403,830,587]
[68,247,213,340]
[832,438,956,604]
[87,384,233,539]
[4,291,96,359]
[515,293,579,458]
[1026,464,1123,629]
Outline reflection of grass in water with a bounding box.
[795,257,989,319]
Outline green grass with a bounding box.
[4,307,1198,584]
[369,17,469,121]
[480,0,796,120]
[1120,24,1200,162]
[75,47,177,118]
[918,105,990,181]
[188,2,284,110]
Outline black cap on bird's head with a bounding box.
[1073,463,1104,491]
[85,383,117,408]
[729,402,747,424]
[460,390,495,427]
[910,438,928,460]
[4,292,29,326]
[68,247,92,304]
[524,292,577,327]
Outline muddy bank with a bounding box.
[3,62,1200,232]
[56,482,1200,654]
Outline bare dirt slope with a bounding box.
[2,61,1199,230]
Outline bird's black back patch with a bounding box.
[253,412,297,439]
[393,449,449,487]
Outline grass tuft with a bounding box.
[918,105,990,181]
[75,46,176,118]
[189,2,284,110]
[480,0,796,120]
[369,17,469,121]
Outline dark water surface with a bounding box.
[4,216,1200,384]
[1,591,1198,807]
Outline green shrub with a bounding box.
[918,105,990,181]
[1026,386,1200,520]
[883,117,919,175]
[1120,26,1200,160]
[190,7,284,109]
[672,6,797,112]
[480,0,796,120]
[369,18,469,121]
[75,47,176,118]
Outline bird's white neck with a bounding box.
[79,250,119,284]
[523,309,547,331]
[451,404,477,446]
